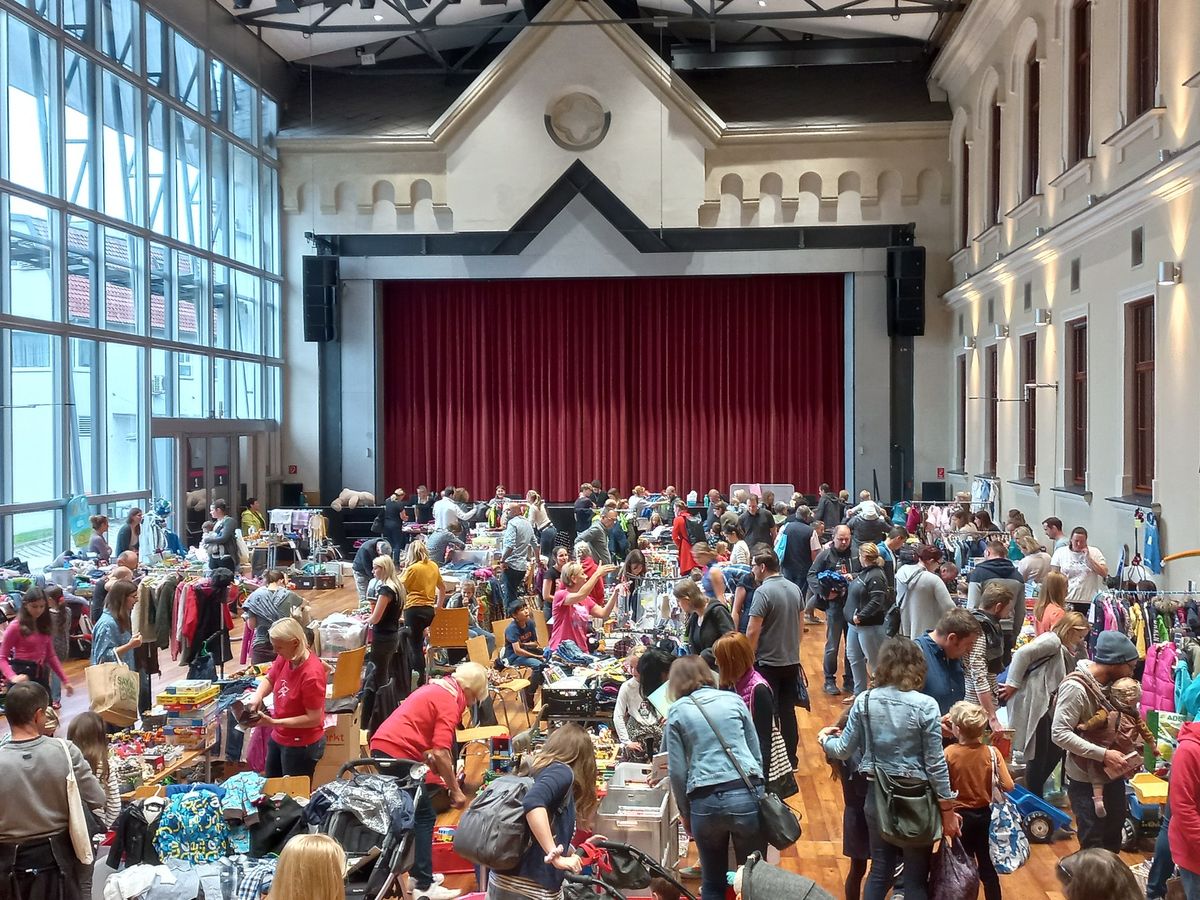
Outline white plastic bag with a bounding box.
[318,613,366,658]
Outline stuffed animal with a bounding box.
[330,488,376,511]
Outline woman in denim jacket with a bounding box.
[665,655,765,900]
[817,637,961,900]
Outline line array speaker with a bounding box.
[887,245,925,337]
[303,255,339,342]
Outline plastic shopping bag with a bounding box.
[930,838,980,900]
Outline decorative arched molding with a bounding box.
[798,171,823,198]
[1008,17,1045,94]
[758,173,784,226]
[916,169,944,206]
[836,171,862,223]
[949,107,970,162]
[837,171,861,195]
[876,170,903,217]
[717,173,744,227]
[975,66,1004,132]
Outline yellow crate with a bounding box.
[1131,772,1168,805]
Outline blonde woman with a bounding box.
[368,555,407,688]
[1000,611,1091,798]
[488,724,600,900]
[400,540,444,686]
[845,542,890,696]
[1016,529,1052,584]
[245,618,326,778]
[269,834,345,900]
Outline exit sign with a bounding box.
[288,465,297,475]
[937,467,945,479]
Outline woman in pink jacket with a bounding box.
[1,586,73,700]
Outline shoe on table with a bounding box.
[678,865,703,878]
[823,682,842,696]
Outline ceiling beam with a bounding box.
[236,0,965,34]
[672,36,928,69]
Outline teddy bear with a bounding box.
[329,488,377,511]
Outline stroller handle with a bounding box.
[336,756,429,785]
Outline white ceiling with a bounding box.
[215,0,949,67]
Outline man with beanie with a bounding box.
[808,525,859,695]
[1051,631,1141,851]
[966,538,1026,662]
[1168,719,1200,897]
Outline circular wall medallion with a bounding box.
[545,92,611,151]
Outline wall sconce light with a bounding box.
[962,336,977,351]
[1158,262,1182,285]
[1034,226,1046,237]
[1034,309,1052,326]
[993,324,1010,340]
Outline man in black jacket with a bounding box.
[779,511,814,594]
[813,483,844,533]
[967,539,1026,662]
[808,525,860,695]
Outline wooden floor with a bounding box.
[36,585,1150,898]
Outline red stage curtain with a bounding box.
[381,274,843,501]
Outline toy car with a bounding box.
[1006,784,1075,843]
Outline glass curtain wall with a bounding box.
[0,0,282,568]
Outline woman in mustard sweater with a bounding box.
[401,540,445,686]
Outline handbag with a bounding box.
[689,695,802,849]
[766,723,799,799]
[795,665,811,712]
[862,691,942,847]
[58,739,95,865]
[987,746,1029,873]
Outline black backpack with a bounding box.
[684,515,707,548]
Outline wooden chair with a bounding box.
[532,608,550,647]
[491,617,535,681]
[467,635,531,735]
[425,607,469,679]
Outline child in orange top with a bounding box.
[946,701,1014,900]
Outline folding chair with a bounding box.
[467,635,530,735]
[424,607,469,680]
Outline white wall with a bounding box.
[277,0,957,502]
[934,0,1200,586]
[338,279,379,492]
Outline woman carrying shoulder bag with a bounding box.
[818,637,960,900]
[665,656,765,900]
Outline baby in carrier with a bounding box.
[1075,676,1155,816]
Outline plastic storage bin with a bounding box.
[596,764,679,874]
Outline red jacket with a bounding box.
[672,514,696,574]
[1169,722,1200,873]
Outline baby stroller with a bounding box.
[309,757,426,900]
[563,840,696,900]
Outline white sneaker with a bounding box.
[414,884,461,900]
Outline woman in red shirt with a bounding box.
[245,617,328,777]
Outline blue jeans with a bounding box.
[265,736,326,778]
[846,623,887,695]
[863,786,932,900]
[411,786,437,890]
[823,600,852,687]
[688,785,765,900]
[502,566,527,614]
[1180,867,1200,900]
[1148,802,1174,899]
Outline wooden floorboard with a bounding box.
[38,586,1149,897]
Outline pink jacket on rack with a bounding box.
[1142,641,1178,715]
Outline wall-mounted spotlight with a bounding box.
[993,324,1010,340]
[1158,262,1182,285]
[1034,309,1052,327]
[962,336,977,351]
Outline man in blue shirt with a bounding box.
[504,605,544,704]
[915,607,981,717]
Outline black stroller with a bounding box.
[562,840,696,900]
[311,757,428,900]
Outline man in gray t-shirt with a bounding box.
[745,548,805,768]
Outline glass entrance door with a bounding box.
[182,434,241,549]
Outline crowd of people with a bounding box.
[0,480,1181,900]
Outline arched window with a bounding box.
[1024,46,1041,199]
[1129,0,1159,119]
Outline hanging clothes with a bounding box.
[1144,512,1164,575]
